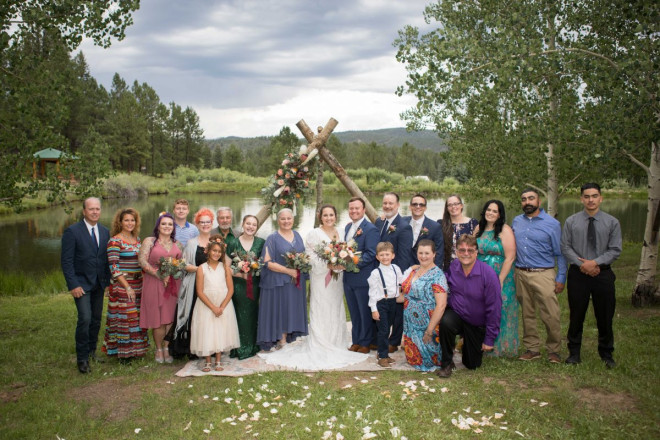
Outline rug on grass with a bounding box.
[175,338,465,377]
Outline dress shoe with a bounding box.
[603,358,616,369]
[369,344,379,351]
[377,358,392,368]
[435,362,455,378]
[385,357,395,364]
[89,352,105,363]
[547,352,562,364]
[77,360,91,374]
[356,345,370,354]
[388,345,398,353]
[565,354,581,365]
[518,350,541,361]
[348,344,360,352]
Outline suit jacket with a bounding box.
[61,220,111,292]
[374,214,413,272]
[404,215,445,268]
[343,218,378,288]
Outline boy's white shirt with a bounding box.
[367,263,403,312]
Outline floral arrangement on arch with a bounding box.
[261,144,318,213]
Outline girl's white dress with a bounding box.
[190,262,240,356]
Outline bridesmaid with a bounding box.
[167,208,215,358]
[102,208,149,363]
[475,200,519,357]
[228,215,265,360]
[138,212,183,363]
[440,194,478,271]
[257,208,309,351]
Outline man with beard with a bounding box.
[212,207,238,249]
[512,188,566,364]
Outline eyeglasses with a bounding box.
[447,202,462,208]
[198,221,212,225]
[456,248,477,255]
[410,203,426,207]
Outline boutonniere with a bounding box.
[355,227,363,237]
[387,224,397,234]
[420,227,429,236]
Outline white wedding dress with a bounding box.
[259,227,370,370]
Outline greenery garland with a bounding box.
[261,145,318,213]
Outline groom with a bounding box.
[343,197,379,354]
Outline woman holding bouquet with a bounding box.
[167,208,215,358]
[139,212,183,363]
[227,215,265,360]
[256,208,308,351]
[260,204,369,370]
[102,208,149,362]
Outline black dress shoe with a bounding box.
[89,352,106,363]
[565,354,581,365]
[436,362,455,378]
[77,360,91,374]
[603,358,616,369]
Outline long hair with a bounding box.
[476,200,506,241]
[153,212,176,241]
[111,208,141,237]
[441,194,463,269]
[205,235,226,261]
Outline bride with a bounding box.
[259,204,370,370]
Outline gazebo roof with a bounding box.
[33,148,64,160]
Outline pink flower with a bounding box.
[284,186,290,193]
[277,169,283,176]
[282,159,290,165]
[285,173,291,179]
[420,227,429,236]
[277,179,284,186]
[339,250,348,259]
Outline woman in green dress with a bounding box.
[475,200,519,357]
[227,215,265,360]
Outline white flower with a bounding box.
[390,426,401,437]
[134,428,141,434]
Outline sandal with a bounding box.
[201,362,212,373]
[163,347,173,364]
[214,362,223,372]
[155,348,164,364]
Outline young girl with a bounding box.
[190,236,240,372]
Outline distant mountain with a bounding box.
[206,128,447,152]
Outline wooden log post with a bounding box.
[296,118,378,222]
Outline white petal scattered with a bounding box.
[530,399,537,403]
[461,392,468,395]
[212,397,219,401]
[296,412,302,418]
[134,428,141,434]
[188,400,193,404]
[203,429,210,434]
[203,395,209,399]
[494,413,504,419]
[370,376,377,380]
[238,377,244,384]
[433,419,441,424]
[336,433,344,440]
[183,421,191,431]
[361,379,369,384]
[188,384,193,388]
[463,407,471,413]
[343,384,353,389]
[319,381,325,385]
[263,402,270,407]
[539,402,548,407]
[238,414,248,422]
[474,410,481,414]
[322,431,333,440]
[390,426,401,437]
[270,408,278,414]
[225,398,233,404]
[515,431,525,437]
[305,427,312,433]
[441,387,449,393]
[500,427,508,430]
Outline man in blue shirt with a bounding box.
[173,198,199,248]
[512,188,567,363]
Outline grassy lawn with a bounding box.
[0,243,658,439]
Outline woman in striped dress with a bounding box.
[102,208,149,362]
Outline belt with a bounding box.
[570,264,611,271]
[379,296,397,301]
[516,267,554,272]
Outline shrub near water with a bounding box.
[0,271,67,296]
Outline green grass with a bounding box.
[0,243,659,439]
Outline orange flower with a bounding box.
[352,255,359,264]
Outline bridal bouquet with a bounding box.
[230,251,262,277]
[314,239,362,286]
[283,251,311,288]
[157,257,187,280]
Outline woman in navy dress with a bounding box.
[257,208,309,351]
[440,194,478,271]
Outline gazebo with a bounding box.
[32,148,76,179]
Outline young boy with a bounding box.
[172,198,199,248]
[368,242,404,368]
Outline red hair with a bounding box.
[194,208,215,224]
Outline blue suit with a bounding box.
[374,214,413,347]
[343,218,378,347]
[404,215,445,269]
[61,220,111,362]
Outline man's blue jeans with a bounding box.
[74,284,104,362]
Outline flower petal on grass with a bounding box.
[183,421,191,431]
[539,402,548,407]
[134,428,141,434]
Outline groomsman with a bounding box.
[61,197,111,373]
[343,197,379,354]
[404,193,444,268]
[374,192,413,353]
[561,183,622,368]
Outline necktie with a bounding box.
[587,217,596,256]
[91,227,99,251]
[381,220,389,239]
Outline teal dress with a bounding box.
[477,230,519,357]
[228,236,265,360]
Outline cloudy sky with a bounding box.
[77,0,434,138]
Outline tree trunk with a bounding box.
[545,142,559,218]
[631,141,660,307]
[255,202,274,231]
[314,160,324,228]
[297,118,379,223]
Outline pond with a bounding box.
[0,193,646,274]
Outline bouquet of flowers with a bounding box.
[230,251,262,277]
[157,257,187,280]
[283,251,311,288]
[314,239,362,283]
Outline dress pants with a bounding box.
[74,283,105,362]
[515,269,562,353]
[344,283,373,347]
[566,265,616,359]
[376,298,397,359]
[439,308,486,370]
[389,302,404,347]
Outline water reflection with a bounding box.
[0,193,646,274]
